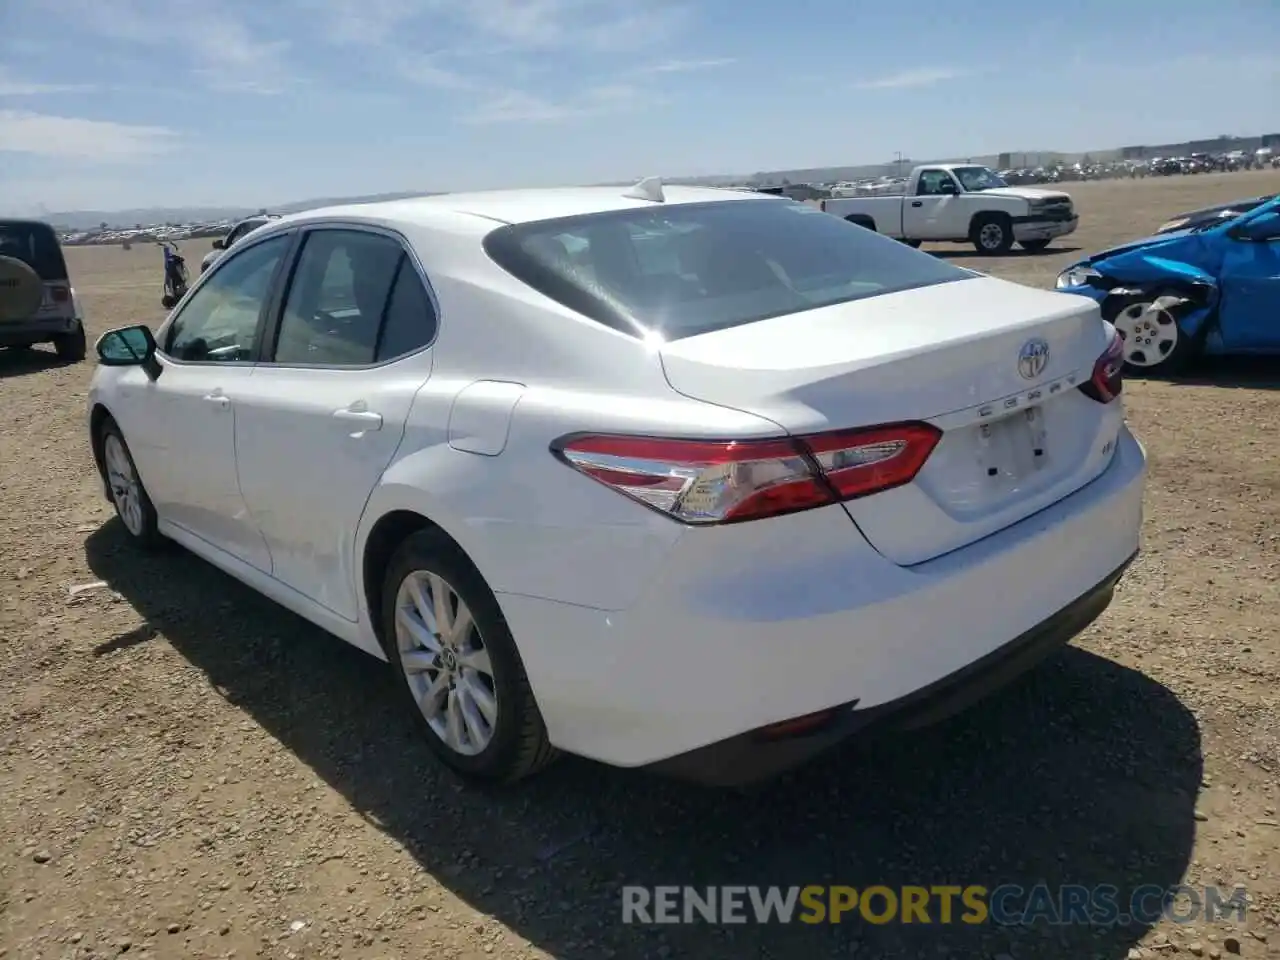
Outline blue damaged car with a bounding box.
[1055,194,1280,373]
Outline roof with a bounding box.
[284,183,768,229]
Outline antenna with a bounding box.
[622,176,665,203]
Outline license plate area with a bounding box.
[973,406,1049,484]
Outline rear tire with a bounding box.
[1103,292,1198,374]
[382,529,557,784]
[98,420,164,549]
[970,214,1014,255]
[901,239,922,248]
[53,322,86,362]
[1019,239,1051,253]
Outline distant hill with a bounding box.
[28,131,1280,228]
[39,206,256,231]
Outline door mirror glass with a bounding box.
[97,325,157,365]
[212,237,226,250]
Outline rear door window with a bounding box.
[270,229,436,366]
[0,222,68,281]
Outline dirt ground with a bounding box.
[3,170,1279,960]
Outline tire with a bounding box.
[1103,292,1198,375]
[844,216,876,232]
[53,322,86,362]
[970,214,1014,255]
[1019,239,1051,253]
[382,529,557,784]
[98,420,164,549]
[901,239,922,248]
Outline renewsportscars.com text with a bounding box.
[621,884,1249,926]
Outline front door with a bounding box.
[903,169,960,239]
[140,232,294,570]
[1217,207,1280,351]
[233,226,440,620]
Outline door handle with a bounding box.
[333,408,383,431]
[202,393,230,409]
[911,200,923,207]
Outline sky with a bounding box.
[1,0,1277,214]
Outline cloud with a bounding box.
[634,57,735,75]
[855,67,970,90]
[463,83,651,125]
[33,0,694,120]
[0,68,94,96]
[0,111,179,160]
[445,0,690,53]
[42,0,295,94]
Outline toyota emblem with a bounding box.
[1017,338,1050,380]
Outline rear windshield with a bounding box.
[0,221,68,281]
[482,199,969,340]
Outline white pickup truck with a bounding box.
[820,164,1078,255]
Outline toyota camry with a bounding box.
[87,179,1146,786]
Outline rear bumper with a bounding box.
[1013,215,1079,242]
[499,426,1146,775]
[0,316,80,346]
[648,551,1133,785]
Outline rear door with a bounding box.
[232,224,440,621]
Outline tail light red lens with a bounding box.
[553,422,941,525]
[49,285,70,303]
[1078,329,1124,403]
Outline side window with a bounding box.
[916,171,956,196]
[272,230,403,366]
[375,258,438,362]
[165,234,290,362]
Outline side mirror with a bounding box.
[96,324,162,381]
[212,238,225,250]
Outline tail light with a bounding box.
[552,422,941,525]
[49,285,70,303]
[1078,328,1124,403]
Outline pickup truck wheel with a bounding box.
[970,214,1014,255]
[843,215,876,232]
[901,239,922,248]
[1019,239,1051,253]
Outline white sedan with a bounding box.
[87,180,1147,786]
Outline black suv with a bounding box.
[0,219,86,361]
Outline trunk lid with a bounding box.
[659,275,1121,565]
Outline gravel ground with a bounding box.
[2,170,1279,960]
